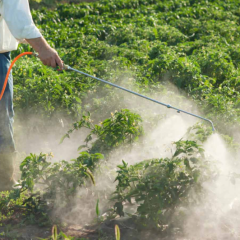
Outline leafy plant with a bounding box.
[20,153,96,196]
[0,153,98,225]
[113,139,213,231]
[62,109,143,156]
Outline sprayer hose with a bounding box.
[0,52,33,101]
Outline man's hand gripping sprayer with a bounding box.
[0,52,215,132]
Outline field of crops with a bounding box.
[1,0,240,239]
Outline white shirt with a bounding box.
[0,0,42,53]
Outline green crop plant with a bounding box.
[61,109,143,156]
[19,153,96,195]
[112,139,214,232]
[0,153,98,225]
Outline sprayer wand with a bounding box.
[0,52,215,132]
[64,65,215,132]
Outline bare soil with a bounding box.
[0,217,185,240]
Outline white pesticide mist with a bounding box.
[14,78,200,225]
[14,77,240,239]
[53,113,195,226]
[51,81,203,226]
[184,133,240,240]
[15,113,88,162]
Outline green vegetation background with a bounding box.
[16,0,240,138]
[2,0,240,238]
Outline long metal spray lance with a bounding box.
[0,52,215,131]
[62,64,215,132]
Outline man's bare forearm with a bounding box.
[26,37,63,69]
[26,37,49,53]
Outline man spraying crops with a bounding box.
[0,0,63,191]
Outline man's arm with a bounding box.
[3,0,63,69]
[26,37,63,69]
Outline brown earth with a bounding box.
[0,217,183,240]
